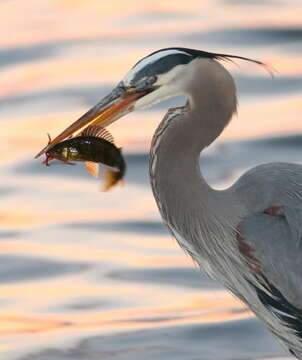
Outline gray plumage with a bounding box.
[46,47,302,358]
[149,58,302,357]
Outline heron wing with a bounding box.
[238,206,302,310]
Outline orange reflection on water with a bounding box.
[0,280,248,337]
[2,0,301,49]
[1,0,203,47]
[1,0,301,358]
[0,237,187,266]
[0,315,67,335]
[0,57,134,99]
[223,95,302,141]
[266,56,302,76]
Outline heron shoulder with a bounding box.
[231,162,302,213]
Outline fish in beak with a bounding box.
[35,47,271,159]
[35,86,151,158]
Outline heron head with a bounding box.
[121,48,204,110]
[35,48,268,157]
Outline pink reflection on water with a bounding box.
[0,0,301,358]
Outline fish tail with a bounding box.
[102,169,123,191]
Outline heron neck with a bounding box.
[149,61,238,237]
[186,59,237,152]
[150,106,232,222]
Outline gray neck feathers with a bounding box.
[149,59,245,281]
[150,59,238,224]
[187,59,237,150]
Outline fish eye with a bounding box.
[69,147,78,154]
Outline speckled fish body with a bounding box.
[47,136,124,169]
[44,126,126,190]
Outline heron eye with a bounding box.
[146,75,157,85]
[134,75,157,90]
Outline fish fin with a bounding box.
[102,169,121,191]
[47,133,52,145]
[84,161,99,178]
[80,125,115,144]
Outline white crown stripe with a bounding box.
[123,49,189,85]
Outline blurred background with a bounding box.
[1,0,301,359]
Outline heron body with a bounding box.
[149,58,302,357]
[41,48,302,357]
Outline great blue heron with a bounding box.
[37,48,302,358]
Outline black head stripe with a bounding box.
[131,52,193,84]
[141,47,268,67]
[129,47,272,85]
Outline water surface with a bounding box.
[1,0,301,359]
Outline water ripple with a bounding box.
[108,267,222,289]
[0,255,89,283]
[184,27,302,46]
[20,318,287,360]
[64,220,167,235]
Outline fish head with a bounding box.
[42,152,54,166]
[44,145,78,164]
